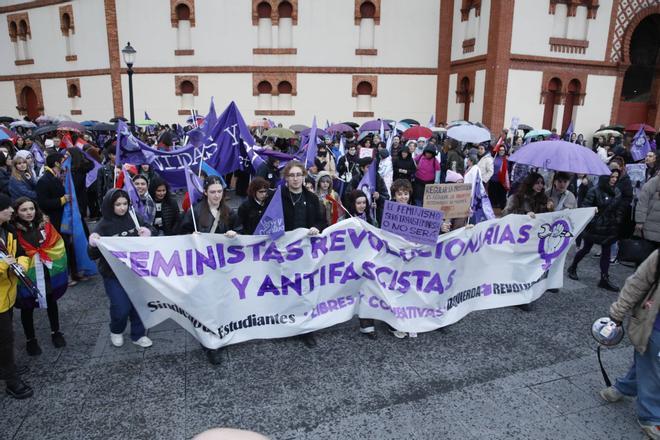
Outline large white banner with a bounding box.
[98,208,594,348]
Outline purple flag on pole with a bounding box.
[208,101,255,175]
[83,150,102,188]
[305,116,318,169]
[200,97,217,139]
[631,127,651,162]
[357,159,377,204]
[30,143,45,167]
[184,164,204,206]
[469,169,495,224]
[121,169,147,221]
[254,185,285,239]
[563,121,574,141]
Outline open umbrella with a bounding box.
[36,115,56,125]
[594,129,623,138]
[289,124,309,133]
[517,124,534,131]
[600,124,624,132]
[57,121,85,133]
[400,118,420,126]
[523,129,552,140]
[326,123,355,134]
[447,125,491,143]
[264,127,296,139]
[447,120,470,129]
[109,116,128,122]
[341,121,359,129]
[0,130,9,141]
[359,120,390,133]
[300,127,328,138]
[0,117,15,124]
[89,122,117,132]
[136,119,159,127]
[625,123,655,133]
[402,126,433,140]
[33,125,58,136]
[509,140,610,175]
[389,121,410,132]
[80,120,98,127]
[9,120,36,129]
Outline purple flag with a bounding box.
[116,120,154,166]
[121,169,146,220]
[563,121,574,141]
[208,101,255,175]
[428,114,435,128]
[200,97,218,139]
[184,164,204,206]
[469,169,495,224]
[631,127,651,162]
[254,185,285,239]
[144,111,151,120]
[30,143,45,167]
[83,150,102,188]
[357,159,377,204]
[305,116,318,169]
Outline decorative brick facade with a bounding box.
[355,48,377,56]
[66,78,81,98]
[7,12,31,40]
[540,70,587,105]
[252,0,298,25]
[252,73,297,96]
[549,0,599,18]
[171,0,195,27]
[255,110,295,116]
[59,4,74,35]
[252,48,297,55]
[174,49,195,56]
[103,0,123,117]
[460,0,481,21]
[175,75,199,96]
[354,0,380,25]
[352,75,377,97]
[462,38,476,54]
[454,70,475,103]
[13,79,44,116]
[548,37,589,54]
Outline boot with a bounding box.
[598,274,619,292]
[5,378,33,399]
[205,348,223,365]
[567,264,578,280]
[26,339,41,356]
[300,333,317,348]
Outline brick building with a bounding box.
[0,0,658,138]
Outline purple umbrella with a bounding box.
[57,120,85,133]
[326,123,355,134]
[359,120,391,133]
[508,140,611,175]
[301,127,328,138]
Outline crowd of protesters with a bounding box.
[0,118,658,438]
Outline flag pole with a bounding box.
[191,204,198,233]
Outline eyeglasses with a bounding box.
[288,173,304,178]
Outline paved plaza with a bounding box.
[0,248,650,440]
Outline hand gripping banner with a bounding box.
[98,208,595,349]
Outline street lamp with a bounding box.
[121,42,137,130]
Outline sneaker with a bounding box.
[390,330,407,339]
[51,332,66,348]
[599,386,623,402]
[132,336,153,348]
[110,333,124,347]
[609,257,618,265]
[638,420,660,440]
[5,378,33,399]
[205,348,223,365]
[408,332,418,338]
[26,339,41,356]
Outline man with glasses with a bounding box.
[281,161,327,348]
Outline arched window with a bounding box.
[562,79,581,132]
[67,80,81,114]
[20,86,39,120]
[356,81,373,113]
[257,81,273,111]
[257,1,272,48]
[257,1,272,18]
[277,81,292,110]
[9,21,17,41]
[175,4,191,20]
[459,77,471,120]
[357,1,376,51]
[67,83,78,98]
[17,20,28,39]
[18,20,30,60]
[278,1,293,48]
[180,80,195,109]
[542,78,562,130]
[172,1,194,54]
[181,80,195,94]
[61,13,71,35]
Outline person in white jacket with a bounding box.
[476,144,494,183]
[377,148,393,196]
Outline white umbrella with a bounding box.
[447,125,491,143]
[9,120,36,129]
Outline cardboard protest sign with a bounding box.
[423,183,472,219]
[381,201,443,245]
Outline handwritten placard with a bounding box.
[423,183,472,219]
[381,201,443,245]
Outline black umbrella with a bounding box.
[517,124,534,131]
[0,116,15,124]
[600,124,625,132]
[341,121,359,129]
[401,118,420,126]
[89,122,117,132]
[109,116,128,122]
[33,124,58,136]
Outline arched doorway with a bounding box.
[20,86,39,120]
[618,13,660,126]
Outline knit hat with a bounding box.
[14,150,32,160]
[0,193,11,211]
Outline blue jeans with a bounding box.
[102,277,145,341]
[614,329,660,425]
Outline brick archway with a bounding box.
[620,5,660,65]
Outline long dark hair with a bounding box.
[198,176,230,230]
[347,189,373,223]
[512,172,549,213]
[67,146,87,171]
[11,197,44,231]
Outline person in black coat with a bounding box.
[567,170,623,291]
[237,177,270,235]
[0,152,10,197]
[281,161,326,348]
[346,157,390,225]
[392,148,416,183]
[256,157,280,189]
[337,143,360,183]
[65,147,94,221]
[180,176,239,235]
[148,177,181,236]
[36,153,68,232]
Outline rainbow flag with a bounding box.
[16,222,68,308]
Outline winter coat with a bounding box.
[446,149,465,175]
[346,171,390,222]
[635,175,660,242]
[88,189,152,279]
[180,200,238,234]
[581,176,623,245]
[9,175,37,201]
[477,154,494,182]
[237,197,267,235]
[256,161,280,188]
[0,168,9,196]
[502,191,551,216]
[314,151,337,177]
[392,152,416,182]
[546,188,577,210]
[281,187,327,232]
[36,168,66,232]
[0,227,29,313]
[609,249,660,354]
[337,153,360,182]
[149,179,180,236]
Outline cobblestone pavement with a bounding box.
[0,245,652,439]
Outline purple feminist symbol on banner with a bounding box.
[537,220,573,270]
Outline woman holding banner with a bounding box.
[281,161,326,348]
[237,177,270,235]
[502,172,554,217]
[148,177,181,236]
[88,189,154,349]
[180,175,238,365]
[132,175,156,225]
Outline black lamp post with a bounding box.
[121,42,137,130]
